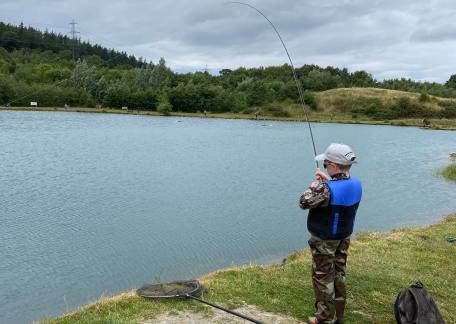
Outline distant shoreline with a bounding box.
[1,105,456,131]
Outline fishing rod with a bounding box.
[230,2,319,168]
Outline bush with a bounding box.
[440,163,456,181]
[277,81,298,101]
[227,92,247,113]
[169,84,235,113]
[303,91,317,110]
[302,69,340,91]
[157,96,172,115]
[143,89,158,110]
[442,103,456,118]
[0,75,16,104]
[168,83,199,112]
[349,97,395,119]
[390,97,422,118]
[260,104,290,117]
[246,81,275,106]
[419,93,430,102]
[437,100,455,108]
[102,83,131,108]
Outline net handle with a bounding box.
[137,280,264,323]
[186,294,264,324]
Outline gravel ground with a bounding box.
[141,304,305,323]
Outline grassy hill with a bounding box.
[317,87,451,111]
[245,87,455,130]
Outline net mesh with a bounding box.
[137,280,202,298]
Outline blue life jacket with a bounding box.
[307,177,362,240]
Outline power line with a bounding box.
[68,19,80,60]
[1,18,148,63]
[77,27,126,48]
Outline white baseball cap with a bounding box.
[315,143,358,165]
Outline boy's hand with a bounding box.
[309,169,329,188]
[315,168,329,181]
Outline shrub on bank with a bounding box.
[260,104,290,117]
[302,90,318,110]
[350,97,395,119]
[157,95,173,116]
[440,163,456,181]
[419,93,430,102]
[440,102,456,118]
[390,97,425,118]
[348,96,441,120]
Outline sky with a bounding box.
[1,0,456,82]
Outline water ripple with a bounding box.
[1,110,455,323]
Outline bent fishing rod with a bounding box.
[230,2,319,168]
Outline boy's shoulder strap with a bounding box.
[325,177,362,206]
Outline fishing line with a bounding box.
[5,77,70,107]
[230,2,319,167]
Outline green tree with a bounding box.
[47,67,71,82]
[135,65,152,90]
[169,83,200,112]
[190,71,215,86]
[277,81,298,101]
[0,59,12,74]
[157,95,173,115]
[70,59,98,94]
[143,89,158,110]
[149,58,173,88]
[102,83,131,108]
[33,63,53,82]
[303,70,340,91]
[0,74,16,104]
[445,74,456,89]
[303,91,318,110]
[350,71,375,87]
[226,92,247,113]
[1,31,20,50]
[244,80,274,106]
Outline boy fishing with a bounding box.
[299,143,362,324]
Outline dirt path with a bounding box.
[141,304,305,323]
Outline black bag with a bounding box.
[394,282,445,324]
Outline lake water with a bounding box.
[1,110,455,323]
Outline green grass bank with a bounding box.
[2,87,456,130]
[2,105,456,131]
[43,214,456,324]
[440,163,456,181]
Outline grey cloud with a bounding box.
[1,0,456,81]
[411,26,456,43]
[409,4,456,43]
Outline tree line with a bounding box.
[0,22,146,68]
[1,21,456,119]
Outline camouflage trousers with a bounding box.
[308,235,350,324]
